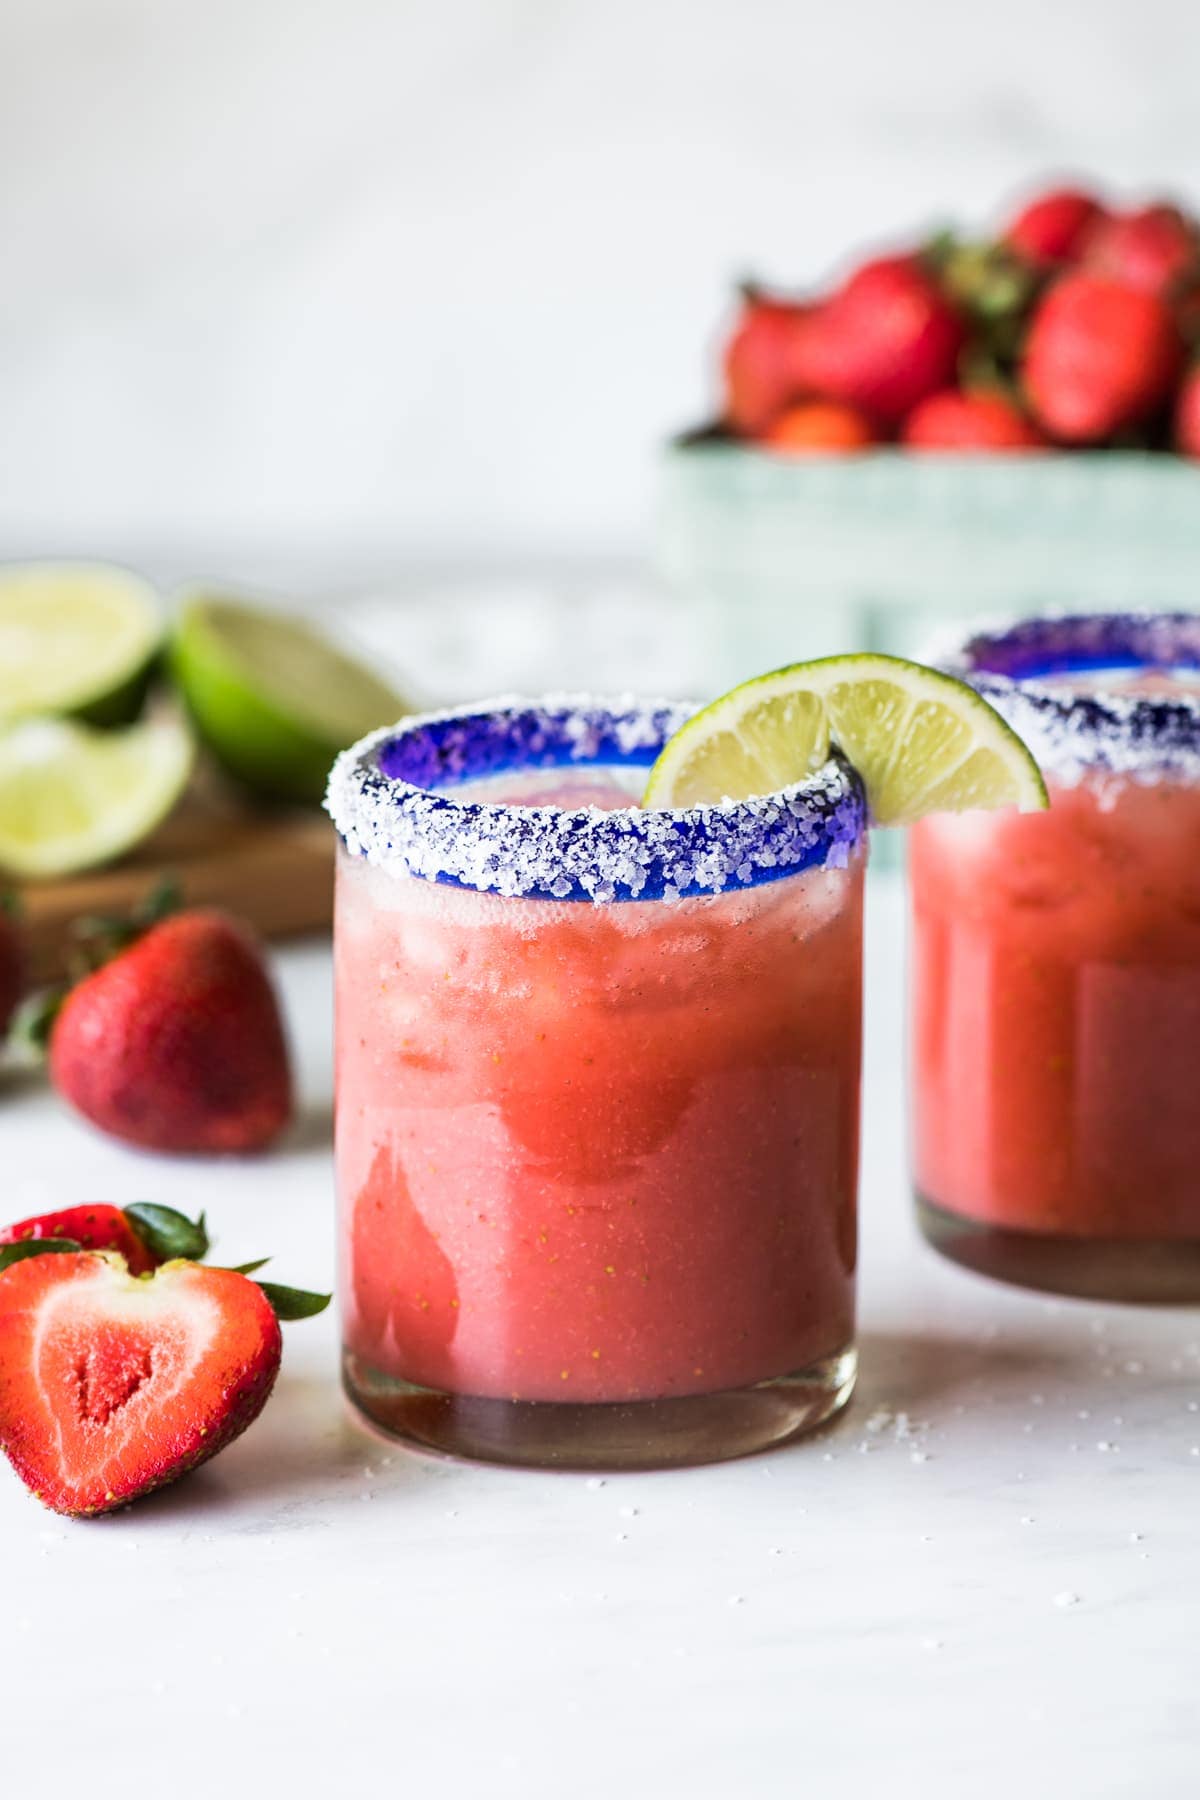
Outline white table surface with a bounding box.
[4,872,1198,1799]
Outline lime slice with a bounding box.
[643,653,1048,824]
[0,714,193,879]
[171,595,404,804]
[0,563,162,727]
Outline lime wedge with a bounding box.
[643,653,1048,824]
[171,595,404,804]
[0,563,162,726]
[0,714,193,879]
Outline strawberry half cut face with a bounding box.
[0,1254,281,1516]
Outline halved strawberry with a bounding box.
[0,1254,283,1517]
[0,1202,208,1278]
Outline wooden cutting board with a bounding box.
[20,770,335,984]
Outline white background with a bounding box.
[3,0,1200,565]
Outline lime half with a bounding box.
[643,653,1048,824]
[171,595,405,804]
[0,713,193,880]
[0,563,162,727]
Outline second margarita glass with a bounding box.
[910,613,1200,1300]
[327,696,867,1469]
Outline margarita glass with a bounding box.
[327,697,867,1468]
[910,613,1200,1300]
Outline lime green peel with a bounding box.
[643,652,1048,824]
[171,595,405,804]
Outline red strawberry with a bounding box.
[1002,186,1104,266]
[902,389,1045,451]
[1175,364,1200,457]
[793,255,965,426]
[722,290,810,435]
[761,399,877,454]
[1083,204,1198,297]
[0,898,24,1039]
[0,1201,208,1277]
[1175,282,1200,349]
[50,909,292,1154]
[1021,274,1182,443]
[0,1253,282,1516]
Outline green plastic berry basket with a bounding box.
[657,443,1200,684]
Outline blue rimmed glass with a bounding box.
[911,614,1200,1301]
[328,697,867,1469]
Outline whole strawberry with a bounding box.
[793,255,965,427]
[722,289,810,435]
[1002,185,1104,266]
[0,896,24,1041]
[1083,204,1198,297]
[1175,364,1200,457]
[1021,274,1182,443]
[761,399,876,454]
[50,908,292,1154]
[903,389,1045,451]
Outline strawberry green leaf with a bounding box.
[124,1203,209,1263]
[69,878,183,975]
[225,1258,272,1276]
[0,1237,82,1272]
[255,1281,331,1321]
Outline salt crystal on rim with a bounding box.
[929,611,1200,787]
[326,694,866,902]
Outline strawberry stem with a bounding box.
[69,878,184,978]
[124,1203,209,1263]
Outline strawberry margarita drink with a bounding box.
[911,614,1200,1299]
[327,698,866,1468]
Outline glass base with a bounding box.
[917,1193,1200,1304]
[343,1346,857,1472]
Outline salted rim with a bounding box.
[325,694,866,902]
[929,612,1200,785]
